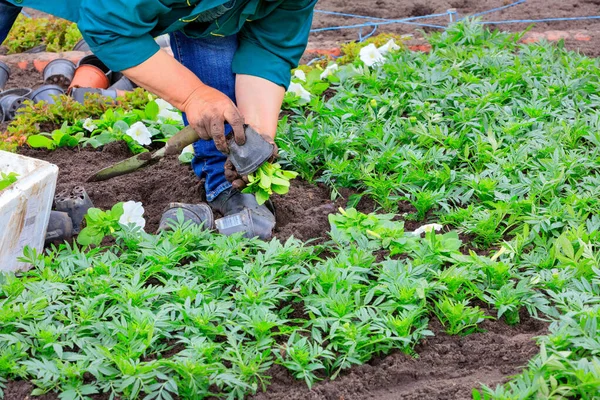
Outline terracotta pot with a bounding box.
[68,65,110,91]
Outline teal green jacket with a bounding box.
[7,0,316,88]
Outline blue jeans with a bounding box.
[0,0,21,43]
[169,31,238,202]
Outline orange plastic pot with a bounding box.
[68,65,110,91]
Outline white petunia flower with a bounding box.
[359,43,385,67]
[293,69,307,82]
[119,201,146,230]
[83,118,97,132]
[320,63,339,80]
[378,39,401,55]
[287,82,312,103]
[412,223,444,236]
[155,98,183,122]
[125,121,152,146]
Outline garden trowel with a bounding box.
[87,125,199,182]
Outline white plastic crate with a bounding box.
[0,150,58,272]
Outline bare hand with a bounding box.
[182,85,246,153]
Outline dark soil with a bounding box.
[17,143,354,240]
[310,0,600,57]
[252,314,548,400]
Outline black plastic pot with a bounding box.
[45,211,73,246]
[0,61,10,91]
[77,54,112,81]
[54,186,94,234]
[43,59,76,87]
[72,39,90,52]
[24,44,47,54]
[70,87,117,104]
[108,75,137,91]
[0,89,30,121]
[0,106,5,124]
[30,85,65,104]
[110,71,123,84]
[1,88,32,98]
[227,125,275,176]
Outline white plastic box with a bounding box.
[0,150,58,272]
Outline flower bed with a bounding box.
[1,21,600,400]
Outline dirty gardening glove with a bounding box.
[224,134,278,191]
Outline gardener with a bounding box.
[0,0,317,239]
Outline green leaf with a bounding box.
[259,170,272,189]
[271,184,289,195]
[110,202,125,219]
[83,131,115,148]
[347,193,363,209]
[77,226,103,246]
[27,135,55,149]
[281,170,299,179]
[271,176,290,186]
[145,100,159,120]
[113,120,130,133]
[161,123,181,138]
[255,188,269,205]
[0,172,18,190]
[85,208,103,222]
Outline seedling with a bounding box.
[27,125,83,150]
[242,162,298,205]
[433,297,487,335]
[76,203,125,246]
[0,172,18,190]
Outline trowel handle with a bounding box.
[164,125,199,156]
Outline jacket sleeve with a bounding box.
[232,0,317,89]
[77,0,171,72]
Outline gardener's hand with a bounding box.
[224,134,278,191]
[182,85,246,153]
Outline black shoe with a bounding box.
[157,202,214,233]
[209,188,276,240]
